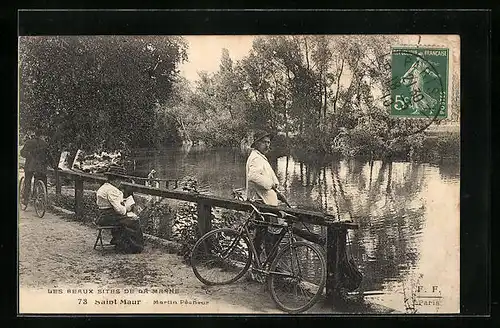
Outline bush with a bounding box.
[51,191,100,223]
[417,132,460,160]
[138,203,175,240]
[171,202,200,260]
[170,202,247,261]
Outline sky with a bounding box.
[178,36,255,82]
[178,35,459,85]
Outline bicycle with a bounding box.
[190,190,327,313]
[18,168,48,218]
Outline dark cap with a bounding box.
[251,130,272,148]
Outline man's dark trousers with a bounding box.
[22,171,47,204]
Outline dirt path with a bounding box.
[18,205,395,314]
[18,208,305,313]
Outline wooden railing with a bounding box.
[48,167,359,306]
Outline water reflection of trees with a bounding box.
[280,155,428,292]
[131,148,440,293]
[132,148,247,198]
[438,160,460,181]
[345,161,426,291]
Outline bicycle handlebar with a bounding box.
[232,189,300,227]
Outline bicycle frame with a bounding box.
[19,175,48,217]
[192,191,325,313]
[21,176,43,199]
[224,205,302,279]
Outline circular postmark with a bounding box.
[365,48,448,138]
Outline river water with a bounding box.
[130,146,460,312]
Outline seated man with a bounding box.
[95,164,144,254]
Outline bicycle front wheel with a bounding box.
[18,177,27,211]
[268,241,326,313]
[33,180,47,218]
[191,228,252,285]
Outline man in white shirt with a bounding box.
[245,130,283,260]
[96,164,144,253]
[246,131,280,206]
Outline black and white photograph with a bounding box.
[18,31,462,314]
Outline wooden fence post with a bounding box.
[336,228,347,302]
[55,169,61,195]
[326,226,348,307]
[74,178,84,220]
[197,201,212,237]
[326,226,338,304]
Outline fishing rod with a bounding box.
[273,186,357,222]
[273,186,292,208]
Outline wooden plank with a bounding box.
[48,169,358,230]
[55,168,61,195]
[121,183,358,229]
[50,168,177,184]
[196,194,358,229]
[335,228,347,305]
[122,182,201,202]
[50,168,106,182]
[121,185,356,228]
[325,227,349,306]
[325,226,337,304]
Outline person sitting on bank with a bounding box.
[95,164,144,254]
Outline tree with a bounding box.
[164,49,253,147]
[19,36,188,153]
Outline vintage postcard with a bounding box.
[18,33,460,314]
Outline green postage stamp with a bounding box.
[390,47,449,118]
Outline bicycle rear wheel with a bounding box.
[18,177,27,211]
[33,180,47,218]
[191,228,252,285]
[268,241,326,313]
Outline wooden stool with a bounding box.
[93,224,120,250]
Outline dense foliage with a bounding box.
[19,35,459,159]
[19,36,188,154]
[159,35,460,158]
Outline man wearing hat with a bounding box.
[246,130,280,205]
[95,164,144,253]
[245,130,282,260]
[19,130,58,206]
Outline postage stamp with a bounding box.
[390,47,449,119]
[17,14,462,315]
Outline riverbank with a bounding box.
[18,205,398,314]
